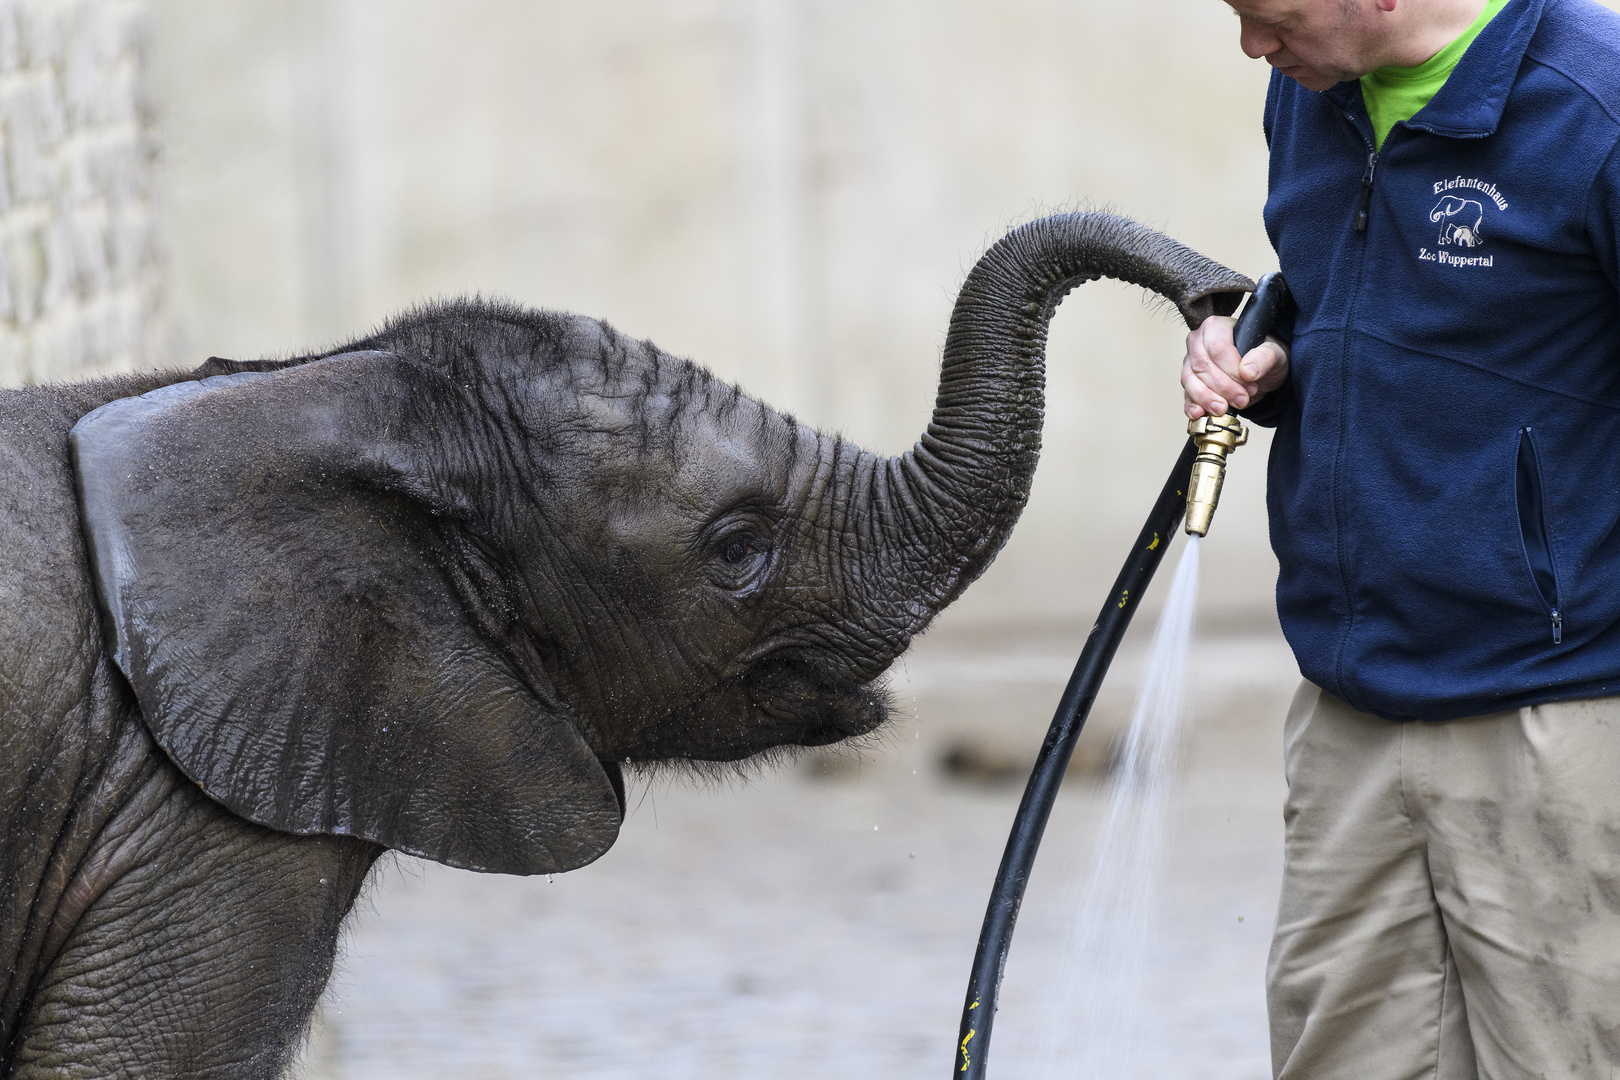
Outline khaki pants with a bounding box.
[1268,682,1620,1079]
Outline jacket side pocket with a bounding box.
[1516,427,1563,644]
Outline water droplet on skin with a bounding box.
[319,878,327,884]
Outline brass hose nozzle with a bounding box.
[1184,413,1248,537]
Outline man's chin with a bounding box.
[1276,64,1341,92]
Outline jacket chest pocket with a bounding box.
[1516,427,1563,644]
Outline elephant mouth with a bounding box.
[747,658,891,748]
[624,656,891,764]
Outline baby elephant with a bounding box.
[0,214,1248,1077]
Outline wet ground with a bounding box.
[297,614,1300,1080]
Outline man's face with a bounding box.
[1225,0,1382,91]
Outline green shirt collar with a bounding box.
[1359,0,1514,148]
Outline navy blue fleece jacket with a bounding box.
[1256,0,1620,719]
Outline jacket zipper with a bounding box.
[1327,113,1379,704]
[1354,150,1379,232]
[1515,427,1563,643]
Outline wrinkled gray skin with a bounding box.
[0,214,1248,1077]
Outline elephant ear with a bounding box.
[69,352,623,875]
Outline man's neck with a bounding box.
[1366,0,1491,72]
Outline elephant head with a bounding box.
[69,213,1249,877]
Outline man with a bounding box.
[1182,0,1620,1074]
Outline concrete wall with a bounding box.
[0,0,161,383]
[137,1,1543,628]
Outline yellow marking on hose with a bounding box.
[960,1029,976,1071]
[1147,532,1160,551]
[1118,589,1130,609]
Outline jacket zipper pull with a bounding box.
[1354,151,1379,232]
[1551,610,1563,644]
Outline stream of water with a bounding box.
[1040,534,1202,1076]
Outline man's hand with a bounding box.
[1182,315,1290,419]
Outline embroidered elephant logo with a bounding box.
[1430,195,1485,248]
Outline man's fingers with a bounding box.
[1238,340,1283,381]
[1187,346,1253,410]
[1183,366,1228,417]
[1185,322,1289,419]
[1183,316,1273,417]
[1238,344,1271,382]
[1197,318,1246,379]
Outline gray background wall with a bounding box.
[24,0,1620,631]
[143,0,1281,629]
[0,0,161,384]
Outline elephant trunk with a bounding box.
[851,213,1252,652]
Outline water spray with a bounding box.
[952,271,1291,1079]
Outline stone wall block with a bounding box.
[0,0,161,383]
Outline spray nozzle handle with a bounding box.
[1231,271,1292,357]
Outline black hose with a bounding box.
[951,273,1290,1078]
[951,438,1193,1079]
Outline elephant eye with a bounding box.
[719,533,766,566]
[705,511,776,592]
